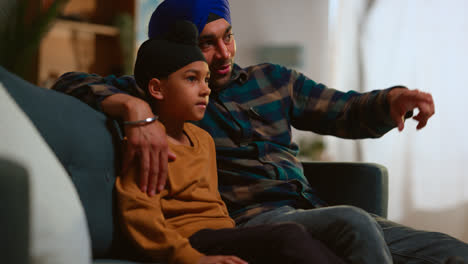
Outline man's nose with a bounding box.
[215,39,230,60]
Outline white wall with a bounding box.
[230,0,330,142]
[230,0,330,83]
[361,0,468,242]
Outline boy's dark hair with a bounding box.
[134,20,206,93]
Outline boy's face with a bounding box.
[198,19,236,89]
[158,61,211,122]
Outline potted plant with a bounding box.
[0,0,68,81]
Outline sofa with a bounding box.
[0,66,388,264]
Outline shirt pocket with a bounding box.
[247,101,290,142]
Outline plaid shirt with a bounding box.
[52,63,397,223]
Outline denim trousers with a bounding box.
[240,205,468,264]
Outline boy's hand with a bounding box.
[387,88,435,131]
[198,255,248,264]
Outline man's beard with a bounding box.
[209,58,233,90]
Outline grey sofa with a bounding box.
[0,66,388,263]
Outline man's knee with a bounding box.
[324,205,381,235]
[328,205,374,223]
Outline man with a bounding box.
[52,0,468,263]
[115,20,346,264]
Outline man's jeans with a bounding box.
[240,205,468,264]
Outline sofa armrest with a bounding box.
[302,162,388,218]
[0,158,29,264]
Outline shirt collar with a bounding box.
[211,64,248,93]
[230,64,248,85]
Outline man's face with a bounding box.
[198,19,236,89]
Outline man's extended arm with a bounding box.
[52,72,175,195]
[287,67,434,137]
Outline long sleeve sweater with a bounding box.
[115,123,235,264]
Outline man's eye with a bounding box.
[224,33,233,43]
[199,41,213,49]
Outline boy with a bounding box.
[115,20,345,264]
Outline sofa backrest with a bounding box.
[0,66,119,258]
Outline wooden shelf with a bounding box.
[35,0,136,87]
[53,19,120,37]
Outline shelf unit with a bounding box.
[53,19,120,36]
[36,0,135,87]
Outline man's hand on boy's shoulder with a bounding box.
[198,255,248,264]
[387,87,435,131]
[117,97,176,196]
[122,120,176,196]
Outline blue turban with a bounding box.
[148,0,231,39]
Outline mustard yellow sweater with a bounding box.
[115,123,235,264]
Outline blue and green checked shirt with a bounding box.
[52,63,397,223]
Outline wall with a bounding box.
[361,0,468,242]
[230,0,329,83]
[230,0,330,142]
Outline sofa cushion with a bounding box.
[0,66,119,258]
[0,82,91,263]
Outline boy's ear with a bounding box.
[148,78,164,100]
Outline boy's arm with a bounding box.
[115,166,204,264]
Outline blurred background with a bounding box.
[2,0,467,242]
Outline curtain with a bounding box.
[359,0,468,242]
[326,0,371,161]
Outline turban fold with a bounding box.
[148,0,231,39]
